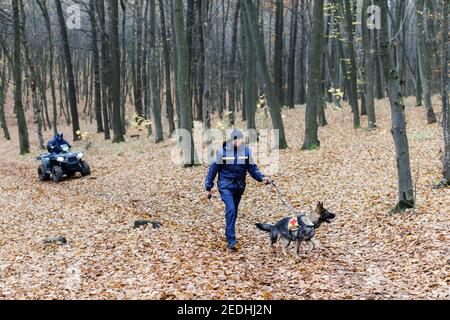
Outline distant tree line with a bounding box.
[0,0,448,209]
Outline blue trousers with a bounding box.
[219,185,243,246]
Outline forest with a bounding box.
[0,0,448,300]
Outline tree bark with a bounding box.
[416,0,437,124]
[441,1,449,183]
[200,0,211,131]
[242,0,288,150]
[301,0,324,150]
[0,59,10,140]
[241,2,257,142]
[173,0,198,166]
[36,0,58,135]
[380,0,414,212]
[344,0,360,128]
[120,0,127,134]
[362,0,376,129]
[97,0,111,139]
[109,0,125,143]
[228,2,240,126]
[287,0,299,109]
[20,0,44,149]
[274,0,284,105]
[158,0,175,135]
[134,0,144,118]
[12,0,29,154]
[55,0,81,141]
[149,0,163,142]
[297,0,306,105]
[88,0,104,134]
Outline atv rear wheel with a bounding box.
[38,165,50,181]
[51,166,64,182]
[80,160,91,176]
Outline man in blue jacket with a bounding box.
[47,133,71,154]
[205,129,270,251]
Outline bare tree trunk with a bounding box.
[297,0,306,105]
[440,1,449,183]
[158,0,176,135]
[301,0,324,150]
[97,0,111,139]
[12,0,29,154]
[55,0,81,141]
[135,0,144,118]
[416,0,437,124]
[362,0,376,129]
[88,0,104,134]
[120,0,127,134]
[242,0,288,150]
[380,0,414,212]
[344,0,360,128]
[149,0,163,142]
[36,0,58,135]
[415,51,423,107]
[274,0,284,105]
[228,2,240,126]
[170,0,181,129]
[20,0,44,149]
[241,2,257,141]
[173,0,198,166]
[201,0,211,132]
[287,0,299,109]
[374,28,385,99]
[0,57,10,140]
[109,0,125,143]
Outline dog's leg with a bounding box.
[309,239,316,251]
[269,238,275,253]
[281,243,287,256]
[270,234,279,253]
[281,237,290,256]
[296,240,302,256]
[304,240,315,253]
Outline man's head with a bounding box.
[56,132,64,141]
[230,129,244,148]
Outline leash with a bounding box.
[269,180,315,239]
[269,180,298,215]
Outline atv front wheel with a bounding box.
[52,166,64,182]
[38,165,50,181]
[80,160,91,176]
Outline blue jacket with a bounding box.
[205,142,265,192]
[47,136,71,154]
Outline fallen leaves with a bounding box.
[0,96,448,299]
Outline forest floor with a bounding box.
[0,96,448,299]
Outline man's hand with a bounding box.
[205,190,213,200]
[262,177,271,185]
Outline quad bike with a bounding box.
[36,144,91,182]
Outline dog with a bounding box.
[256,202,336,256]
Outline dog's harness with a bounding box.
[270,181,314,240]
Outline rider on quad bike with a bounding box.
[37,133,90,182]
[47,133,71,154]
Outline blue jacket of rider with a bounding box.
[204,140,265,192]
[47,133,71,154]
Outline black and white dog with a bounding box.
[256,202,336,256]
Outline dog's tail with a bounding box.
[255,223,273,232]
